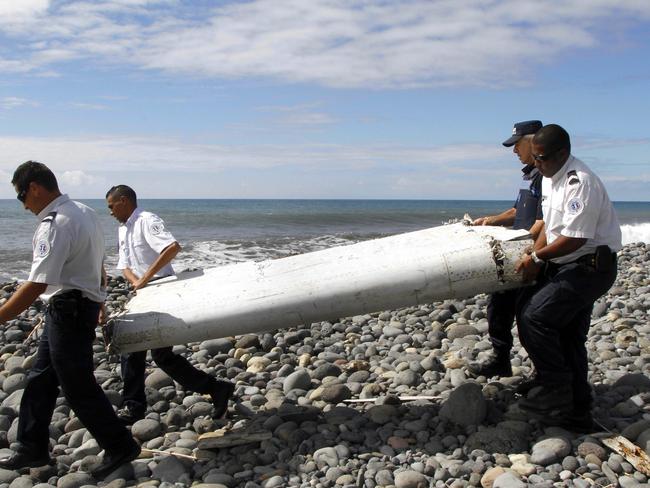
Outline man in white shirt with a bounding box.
[516,125,621,430]
[0,162,140,478]
[106,185,234,424]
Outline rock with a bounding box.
[313,447,339,469]
[481,467,506,488]
[246,356,271,373]
[440,382,486,426]
[394,370,419,387]
[235,335,260,349]
[466,427,528,454]
[577,441,607,460]
[1,390,23,415]
[131,418,163,442]
[447,324,479,340]
[151,456,189,483]
[200,338,233,355]
[144,369,174,389]
[2,374,27,394]
[367,404,397,425]
[613,373,650,390]
[55,473,93,488]
[0,468,20,484]
[320,384,351,404]
[394,470,428,488]
[283,369,311,394]
[492,472,525,488]
[311,363,342,380]
[9,476,33,488]
[531,437,571,465]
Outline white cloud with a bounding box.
[70,102,109,110]
[59,170,98,187]
[256,103,338,127]
[0,97,38,110]
[0,0,648,88]
[0,134,503,174]
[0,0,50,18]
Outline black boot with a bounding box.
[469,352,512,378]
[519,384,573,414]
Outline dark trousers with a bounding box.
[17,292,134,455]
[486,289,519,355]
[517,261,617,411]
[121,347,215,413]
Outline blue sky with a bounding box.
[1,0,649,200]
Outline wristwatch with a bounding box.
[530,251,545,265]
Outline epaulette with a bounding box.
[567,170,580,186]
[41,211,57,223]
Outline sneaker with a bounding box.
[117,405,145,425]
[209,380,235,419]
[0,450,52,470]
[519,384,573,414]
[468,354,512,378]
[91,441,141,479]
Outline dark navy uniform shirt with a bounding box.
[512,164,543,230]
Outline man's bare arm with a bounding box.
[0,282,48,324]
[133,241,181,291]
[473,208,516,227]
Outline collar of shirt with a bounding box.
[521,164,535,175]
[521,164,539,180]
[37,194,70,220]
[123,207,143,229]
[550,155,575,185]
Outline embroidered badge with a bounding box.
[36,239,50,257]
[567,198,583,215]
[149,222,164,235]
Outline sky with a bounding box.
[0,0,649,200]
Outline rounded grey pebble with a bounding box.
[131,418,163,441]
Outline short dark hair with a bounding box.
[533,124,571,154]
[11,161,59,192]
[106,185,137,205]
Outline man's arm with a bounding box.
[516,233,586,282]
[473,208,516,227]
[528,219,544,242]
[0,282,48,324]
[132,241,181,291]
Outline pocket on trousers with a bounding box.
[49,297,79,325]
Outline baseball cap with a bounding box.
[502,120,543,147]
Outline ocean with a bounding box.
[2,199,649,282]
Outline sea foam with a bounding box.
[621,223,650,245]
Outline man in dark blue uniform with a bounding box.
[469,120,543,378]
[0,162,140,478]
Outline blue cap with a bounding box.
[502,120,543,147]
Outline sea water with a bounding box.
[2,199,649,282]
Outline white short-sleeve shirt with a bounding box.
[541,155,622,264]
[117,208,177,279]
[28,194,106,302]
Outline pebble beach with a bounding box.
[0,242,649,488]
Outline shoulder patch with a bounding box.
[149,221,164,235]
[567,197,583,215]
[35,238,51,257]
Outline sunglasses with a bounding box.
[533,148,561,162]
[16,187,28,203]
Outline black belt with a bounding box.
[53,289,99,304]
[546,246,616,273]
